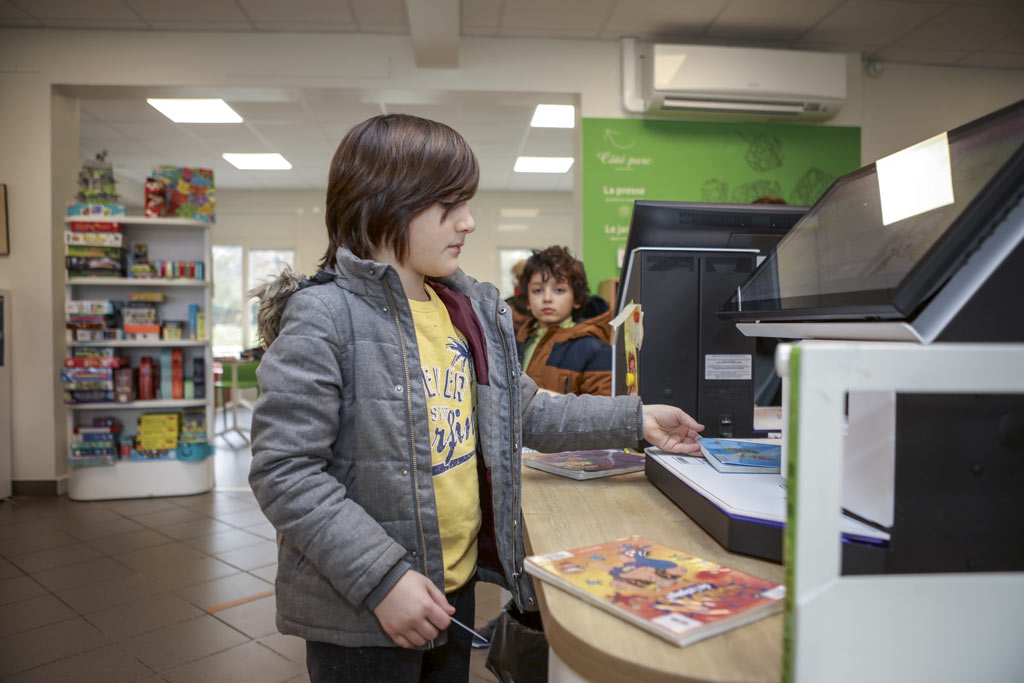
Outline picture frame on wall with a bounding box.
[0,184,8,255]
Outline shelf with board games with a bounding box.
[69,340,208,348]
[63,213,215,501]
[69,399,208,411]
[66,277,209,287]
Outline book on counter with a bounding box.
[698,438,781,474]
[522,449,645,480]
[524,535,784,648]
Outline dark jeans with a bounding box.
[305,579,476,683]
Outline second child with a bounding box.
[517,245,613,396]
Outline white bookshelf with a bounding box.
[64,215,215,501]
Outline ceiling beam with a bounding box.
[405,0,460,68]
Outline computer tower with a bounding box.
[613,248,757,437]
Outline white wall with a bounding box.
[211,189,574,287]
[860,62,1024,163]
[0,27,1021,487]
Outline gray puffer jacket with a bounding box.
[248,247,643,648]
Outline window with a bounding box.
[498,248,534,299]
[212,245,294,357]
[248,249,295,349]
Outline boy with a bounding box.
[517,245,613,395]
[248,114,703,682]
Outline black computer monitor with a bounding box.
[615,201,808,315]
[718,98,1024,338]
[612,201,807,435]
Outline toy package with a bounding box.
[144,177,167,218]
[150,166,215,223]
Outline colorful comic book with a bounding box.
[698,438,782,473]
[522,449,645,480]
[524,535,783,647]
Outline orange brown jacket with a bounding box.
[516,303,613,396]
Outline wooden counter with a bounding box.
[521,465,783,683]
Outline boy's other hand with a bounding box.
[642,404,704,455]
[373,570,455,648]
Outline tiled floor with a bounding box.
[0,407,501,682]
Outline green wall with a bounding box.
[581,118,861,289]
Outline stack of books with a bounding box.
[697,438,782,474]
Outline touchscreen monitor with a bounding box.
[615,201,807,314]
[719,99,1024,322]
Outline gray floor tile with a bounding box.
[0,616,112,678]
[241,520,277,540]
[0,593,77,638]
[86,592,205,641]
[210,595,277,639]
[30,556,133,592]
[0,575,48,606]
[88,528,173,555]
[55,572,165,614]
[120,614,249,672]
[174,572,273,611]
[65,515,148,541]
[0,556,23,580]
[132,506,209,529]
[183,528,267,555]
[3,643,154,683]
[1,530,79,558]
[114,541,208,572]
[214,541,278,571]
[175,494,257,516]
[158,518,235,541]
[101,499,181,516]
[45,504,123,526]
[220,489,259,504]
[0,505,53,529]
[256,633,305,665]
[8,541,104,574]
[139,555,241,592]
[215,508,270,529]
[248,563,277,583]
[161,641,303,683]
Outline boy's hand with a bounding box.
[642,404,704,455]
[373,570,454,648]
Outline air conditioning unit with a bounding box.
[639,43,847,121]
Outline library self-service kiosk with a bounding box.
[611,201,806,437]
[652,99,1024,682]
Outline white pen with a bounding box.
[448,615,489,644]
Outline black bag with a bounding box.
[484,601,549,683]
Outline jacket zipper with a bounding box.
[496,300,523,607]
[384,278,430,577]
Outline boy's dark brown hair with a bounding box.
[321,114,479,269]
[517,246,590,320]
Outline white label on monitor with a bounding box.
[705,354,752,380]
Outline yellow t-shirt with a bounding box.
[409,286,481,592]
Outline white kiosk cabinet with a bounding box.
[776,341,1024,682]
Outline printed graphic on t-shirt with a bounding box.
[423,335,477,476]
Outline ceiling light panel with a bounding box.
[514,156,574,173]
[222,153,293,170]
[530,104,575,128]
[147,98,243,123]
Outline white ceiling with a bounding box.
[5,0,1023,192]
